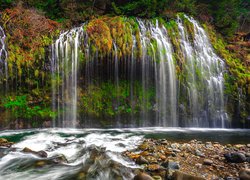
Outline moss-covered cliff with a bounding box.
[0,1,249,128]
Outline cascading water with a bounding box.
[51,15,228,128]
[51,27,84,128]
[0,26,8,86]
[177,15,228,127]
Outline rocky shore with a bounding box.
[1,137,250,180]
[124,139,250,180]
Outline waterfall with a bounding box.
[51,27,84,128]
[177,15,228,127]
[51,16,228,128]
[0,26,8,86]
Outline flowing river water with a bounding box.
[0,128,250,180]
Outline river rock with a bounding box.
[161,160,180,170]
[136,156,149,165]
[22,147,48,158]
[0,138,13,147]
[172,171,206,180]
[195,163,202,169]
[195,150,205,157]
[133,172,154,180]
[235,144,246,149]
[203,159,213,165]
[224,152,246,163]
[147,164,161,171]
[153,176,162,180]
[239,169,250,180]
[50,154,68,164]
[246,144,250,148]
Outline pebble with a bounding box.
[203,159,213,165]
[195,163,202,169]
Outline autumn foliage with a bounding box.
[1,4,60,78]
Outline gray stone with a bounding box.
[161,160,180,170]
[224,152,246,163]
[239,169,250,180]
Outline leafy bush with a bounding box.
[3,95,56,120]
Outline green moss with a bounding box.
[80,81,155,117]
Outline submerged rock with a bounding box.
[22,147,48,158]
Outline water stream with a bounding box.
[0,128,249,180]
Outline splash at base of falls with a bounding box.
[50,15,229,128]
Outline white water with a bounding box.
[177,15,228,127]
[50,16,227,128]
[0,26,8,85]
[51,27,84,128]
[0,129,142,180]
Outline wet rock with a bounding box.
[239,169,250,180]
[0,138,14,147]
[203,159,213,165]
[172,171,206,180]
[22,147,48,158]
[246,144,250,148]
[133,172,154,180]
[139,143,150,150]
[224,152,247,163]
[161,160,180,170]
[147,164,161,171]
[35,160,47,167]
[136,156,149,165]
[50,154,68,164]
[37,150,48,158]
